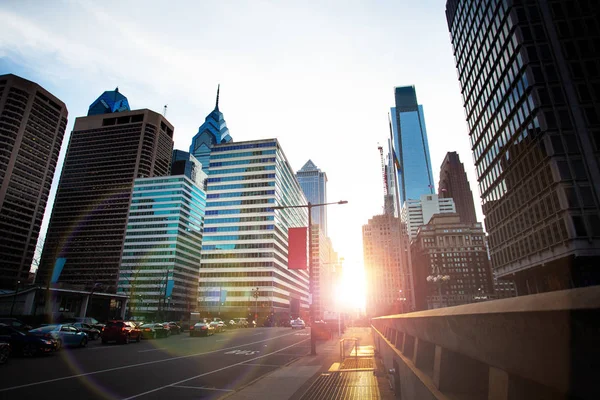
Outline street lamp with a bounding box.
[426,274,450,308]
[251,287,260,325]
[271,200,348,355]
[397,289,407,313]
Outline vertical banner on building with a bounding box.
[220,289,227,305]
[288,227,308,270]
[165,279,175,298]
[50,258,67,284]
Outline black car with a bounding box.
[139,323,169,339]
[0,323,58,356]
[165,322,181,335]
[0,318,33,332]
[67,322,101,340]
[63,317,105,333]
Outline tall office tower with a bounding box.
[362,214,404,317]
[296,160,328,236]
[411,213,493,310]
[189,85,232,170]
[446,0,600,293]
[199,139,309,321]
[438,152,478,225]
[390,86,435,205]
[171,149,205,189]
[0,74,68,289]
[116,153,207,318]
[37,89,174,291]
[402,194,456,240]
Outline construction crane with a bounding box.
[378,144,388,196]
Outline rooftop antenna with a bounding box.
[163,104,168,117]
[215,84,220,111]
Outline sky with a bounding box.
[0,0,482,310]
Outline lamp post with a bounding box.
[271,200,348,356]
[397,289,407,313]
[426,274,450,308]
[251,287,260,325]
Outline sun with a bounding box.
[335,263,366,313]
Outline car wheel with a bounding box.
[153,332,157,340]
[22,344,37,357]
[123,335,130,345]
[0,346,10,364]
[101,338,108,344]
[136,334,141,343]
[80,337,88,348]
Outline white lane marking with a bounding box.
[122,339,310,400]
[216,339,228,342]
[223,350,259,356]
[252,333,264,336]
[172,386,233,392]
[0,331,303,393]
[138,348,166,353]
[241,363,282,368]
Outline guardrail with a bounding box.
[371,286,599,400]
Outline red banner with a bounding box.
[288,227,308,270]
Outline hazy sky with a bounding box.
[0,0,481,303]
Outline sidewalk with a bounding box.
[222,327,394,400]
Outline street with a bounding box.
[0,327,312,399]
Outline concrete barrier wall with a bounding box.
[371,286,600,400]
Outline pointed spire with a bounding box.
[215,84,220,111]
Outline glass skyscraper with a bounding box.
[296,160,328,236]
[391,86,435,205]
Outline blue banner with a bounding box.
[50,258,66,284]
[220,289,227,304]
[165,279,175,298]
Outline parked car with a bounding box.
[0,324,58,356]
[0,318,33,332]
[233,318,249,328]
[63,317,105,333]
[209,321,225,332]
[228,320,237,329]
[291,318,306,329]
[29,324,88,348]
[67,323,101,340]
[189,322,215,337]
[0,342,10,364]
[101,320,141,344]
[139,323,169,339]
[164,322,181,335]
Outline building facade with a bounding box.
[189,85,232,170]
[296,160,328,236]
[390,85,435,205]
[37,91,174,292]
[438,151,478,225]
[411,214,493,310]
[402,194,456,240]
[116,170,207,320]
[199,139,310,321]
[363,214,404,317]
[0,74,68,289]
[446,0,600,294]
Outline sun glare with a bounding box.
[336,264,366,313]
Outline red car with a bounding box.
[101,321,141,344]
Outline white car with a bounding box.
[291,319,306,329]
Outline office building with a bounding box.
[199,138,309,321]
[37,89,174,292]
[296,160,328,236]
[0,74,68,289]
[390,86,435,205]
[116,153,207,318]
[412,213,493,310]
[402,194,456,240]
[363,214,404,317]
[438,152,478,225]
[446,0,600,293]
[189,85,232,170]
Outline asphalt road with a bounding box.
[0,327,312,400]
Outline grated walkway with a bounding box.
[299,371,380,400]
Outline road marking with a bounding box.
[0,331,303,393]
[122,339,310,400]
[172,385,233,392]
[138,348,166,353]
[224,350,259,356]
[252,333,264,336]
[241,363,282,368]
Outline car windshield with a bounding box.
[140,324,154,328]
[30,325,58,332]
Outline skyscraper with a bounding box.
[438,151,478,225]
[0,74,68,289]
[189,85,232,170]
[446,0,600,293]
[296,160,328,236]
[199,138,309,321]
[402,194,456,240]
[37,90,174,291]
[390,86,435,204]
[116,153,207,318]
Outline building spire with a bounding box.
[215,84,220,111]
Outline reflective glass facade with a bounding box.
[200,139,310,320]
[446,0,600,293]
[296,160,328,236]
[117,176,206,317]
[391,86,435,204]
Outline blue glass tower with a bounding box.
[390,86,435,204]
[189,85,232,170]
[87,87,130,116]
[296,160,328,236]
